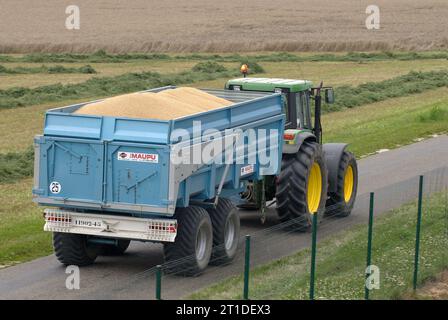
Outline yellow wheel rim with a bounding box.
[307,162,322,214]
[344,165,354,203]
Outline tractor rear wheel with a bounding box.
[163,206,213,276]
[276,141,328,231]
[325,151,358,217]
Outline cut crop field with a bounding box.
[0,0,447,53]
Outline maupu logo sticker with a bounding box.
[49,181,61,194]
[117,152,159,163]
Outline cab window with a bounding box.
[296,92,311,129]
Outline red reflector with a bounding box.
[168,225,177,233]
[284,133,295,140]
[46,216,71,222]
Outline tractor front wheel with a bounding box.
[325,151,358,217]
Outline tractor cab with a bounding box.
[224,77,356,226]
[225,77,334,143]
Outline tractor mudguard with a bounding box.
[282,131,316,154]
[323,143,348,193]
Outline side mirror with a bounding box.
[325,88,335,104]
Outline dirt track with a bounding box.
[1,0,447,53]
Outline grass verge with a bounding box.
[323,87,448,156]
[190,192,448,300]
[0,179,52,268]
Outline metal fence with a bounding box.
[103,166,448,300]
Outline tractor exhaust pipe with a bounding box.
[313,83,323,144]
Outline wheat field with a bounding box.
[0,0,447,53]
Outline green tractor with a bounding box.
[225,77,358,229]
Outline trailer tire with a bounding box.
[163,206,213,276]
[276,141,328,231]
[207,198,240,265]
[53,232,99,266]
[100,240,131,256]
[325,151,358,217]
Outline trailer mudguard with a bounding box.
[323,143,348,193]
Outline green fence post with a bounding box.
[309,212,318,300]
[413,175,424,290]
[243,235,251,300]
[365,192,375,300]
[155,264,162,300]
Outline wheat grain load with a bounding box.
[74,87,232,120]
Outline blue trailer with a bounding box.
[34,86,286,274]
[34,78,358,276]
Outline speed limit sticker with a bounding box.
[49,181,62,194]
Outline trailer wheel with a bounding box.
[53,232,99,266]
[163,206,213,276]
[325,151,358,217]
[207,198,240,265]
[276,141,328,231]
[100,240,131,256]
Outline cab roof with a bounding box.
[226,77,313,93]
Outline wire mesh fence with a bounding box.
[102,166,448,300]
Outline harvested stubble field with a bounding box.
[1,0,447,53]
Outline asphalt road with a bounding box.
[0,135,447,300]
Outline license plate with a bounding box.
[73,217,103,228]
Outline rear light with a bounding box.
[46,215,72,223]
[149,221,177,233]
[284,133,296,140]
[44,210,72,223]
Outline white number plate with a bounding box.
[73,217,103,228]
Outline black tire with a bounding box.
[53,232,99,266]
[163,206,213,276]
[276,141,328,231]
[100,239,131,256]
[326,151,358,217]
[207,198,240,265]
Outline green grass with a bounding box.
[322,87,448,157]
[0,64,96,75]
[1,51,447,64]
[0,179,52,267]
[0,147,34,184]
[418,105,448,123]
[190,192,448,300]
